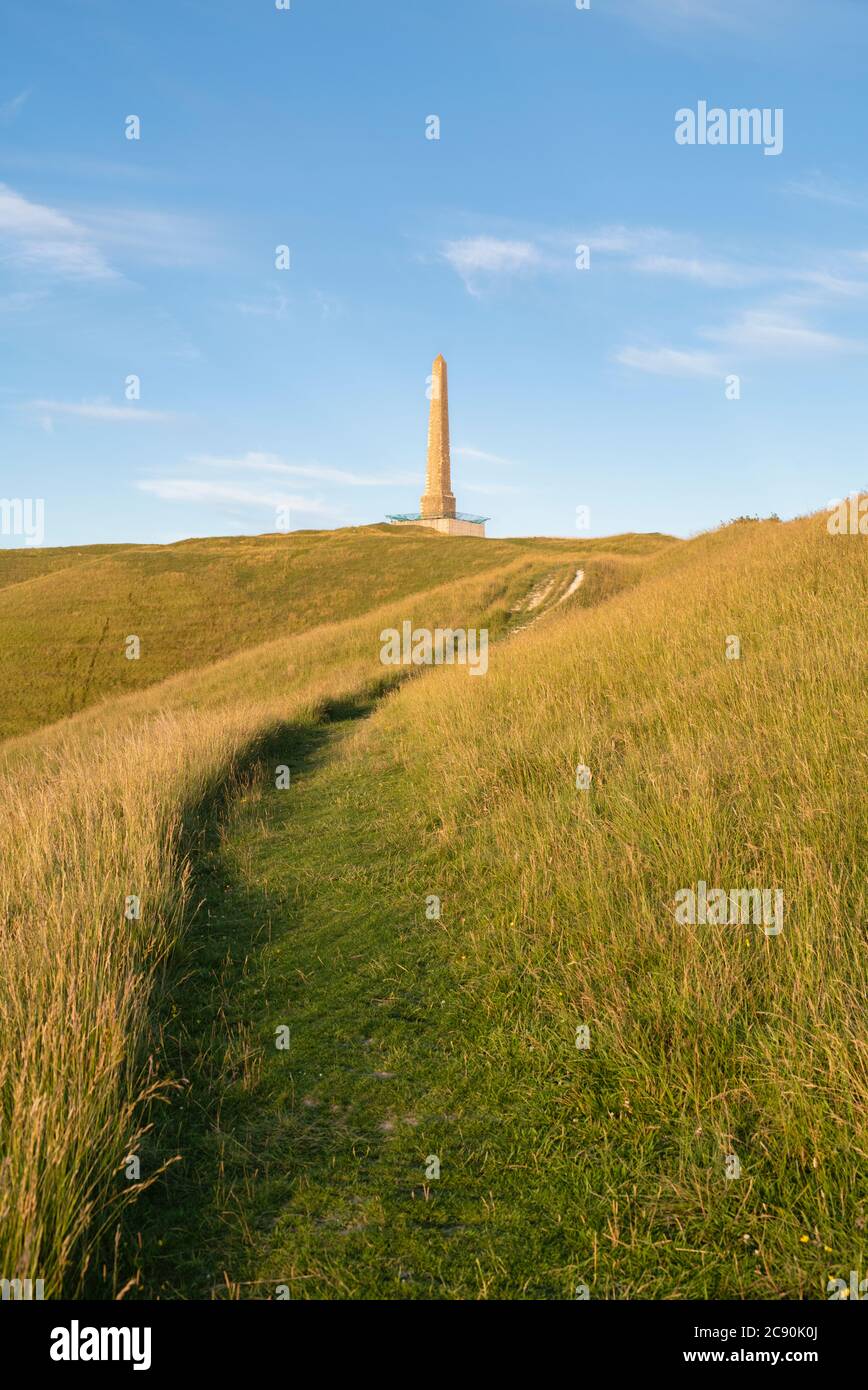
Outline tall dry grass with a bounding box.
[381,511,866,1293]
[0,554,562,1293]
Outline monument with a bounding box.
[387,355,488,537]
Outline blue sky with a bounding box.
[2,0,867,545]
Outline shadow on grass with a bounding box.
[101,690,383,1300]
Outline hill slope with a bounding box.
[0,513,863,1300]
[127,510,866,1300]
[0,526,672,740]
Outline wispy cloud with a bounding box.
[0,289,48,313]
[0,151,167,182]
[0,183,220,282]
[702,309,865,356]
[193,452,414,487]
[785,172,865,209]
[82,207,219,269]
[441,236,541,293]
[632,253,758,288]
[0,183,116,279]
[574,225,677,256]
[0,90,30,122]
[443,236,539,274]
[445,222,868,307]
[609,0,784,35]
[237,293,289,320]
[618,305,866,380]
[454,445,515,466]
[615,346,723,378]
[462,479,522,496]
[777,268,868,311]
[442,224,739,290]
[441,225,683,291]
[136,478,331,515]
[26,399,178,423]
[632,243,868,307]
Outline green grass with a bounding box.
[122,702,595,1300]
[114,511,865,1300]
[2,513,863,1300]
[0,526,668,740]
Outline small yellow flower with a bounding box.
[799,1235,810,1243]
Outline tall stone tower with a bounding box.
[421,354,456,519]
[386,354,487,536]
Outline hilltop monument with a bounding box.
[387,355,488,537]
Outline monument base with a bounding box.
[390,515,486,538]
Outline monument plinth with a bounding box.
[387,355,488,537]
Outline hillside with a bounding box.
[0,526,672,740]
[0,512,864,1301]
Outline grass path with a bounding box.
[129,690,590,1300]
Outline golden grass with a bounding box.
[2,512,861,1298]
[0,551,572,1293]
[376,511,866,1292]
[0,525,654,740]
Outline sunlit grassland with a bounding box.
[0,541,607,1294]
[0,525,661,740]
[381,512,866,1295]
[1,513,862,1300]
[128,509,865,1300]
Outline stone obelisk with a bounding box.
[420,354,456,519]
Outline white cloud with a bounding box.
[0,183,219,281]
[794,270,868,298]
[632,254,757,288]
[193,452,413,487]
[441,236,541,292]
[779,269,868,309]
[462,480,522,496]
[454,445,516,466]
[136,478,331,515]
[0,183,115,279]
[785,172,865,208]
[618,304,865,379]
[576,225,677,256]
[237,294,289,320]
[610,0,775,33]
[702,309,865,356]
[82,208,217,268]
[442,236,539,275]
[615,346,723,378]
[630,242,868,306]
[0,90,30,122]
[0,289,47,313]
[27,399,178,422]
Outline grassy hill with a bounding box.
[0,526,670,740]
[0,513,863,1300]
